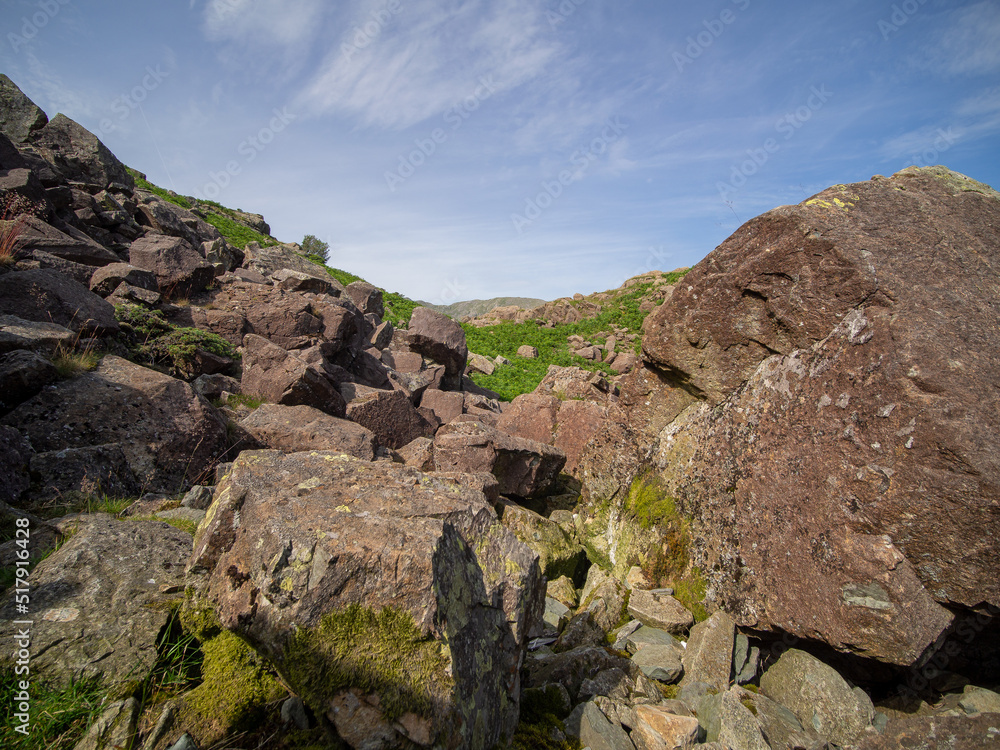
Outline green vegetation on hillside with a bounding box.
[127,167,192,209]
[464,271,687,401]
[300,254,419,328]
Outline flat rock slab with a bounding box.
[632,705,700,750]
[631,644,684,683]
[191,450,544,750]
[848,713,1000,750]
[2,355,228,494]
[627,589,694,635]
[0,515,191,687]
[0,268,118,335]
[240,403,376,459]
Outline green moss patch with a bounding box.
[283,603,452,722]
[182,631,284,735]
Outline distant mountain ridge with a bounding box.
[418,297,546,320]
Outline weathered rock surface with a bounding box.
[847,713,1000,750]
[497,499,586,581]
[0,73,48,142]
[0,515,191,687]
[680,611,735,691]
[760,648,875,746]
[240,334,346,417]
[0,314,75,354]
[0,268,118,334]
[31,113,133,190]
[191,450,544,749]
[641,168,998,665]
[240,403,376,459]
[406,307,468,389]
[632,705,701,750]
[129,235,215,299]
[627,589,694,635]
[16,215,121,267]
[344,387,433,450]
[89,262,158,296]
[433,420,566,499]
[2,355,228,494]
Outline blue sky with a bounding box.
[3,1,999,304]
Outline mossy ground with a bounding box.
[283,603,452,723]
[626,474,710,622]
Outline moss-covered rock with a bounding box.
[191,450,545,749]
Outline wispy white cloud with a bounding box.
[294,0,564,130]
[201,0,324,79]
[918,1,1000,77]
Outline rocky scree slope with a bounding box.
[0,71,998,750]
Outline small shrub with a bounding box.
[51,350,100,378]
[300,234,329,264]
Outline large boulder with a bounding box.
[0,268,118,335]
[89,262,158,297]
[30,113,134,190]
[406,307,468,389]
[135,193,221,248]
[0,515,191,687]
[129,235,215,299]
[433,420,567,499]
[1,355,228,494]
[240,403,376,459]
[0,73,48,143]
[190,450,544,750]
[240,334,346,417]
[639,168,999,666]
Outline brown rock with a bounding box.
[516,344,539,358]
[632,706,700,750]
[129,235,215,299]
[634,168,1000,665]
[398,436,435,471]
[419,389,465,424]
[240,403,377,459]
[0,268,118,335]
[407,307,468,389]
[497,393,560,445]
[433,421,566,499]
[344,280,384,318]
[271,268,339,296]
[240,334,346,417]
[345,387,434,449]
[30,113,134,189]
[848,713,1000,750]
[2,355,228,493]
[89,263,158,297]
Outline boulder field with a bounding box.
[0,73,998,749]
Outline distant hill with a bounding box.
[418,297,546,320]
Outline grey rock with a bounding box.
[31,113,133,189]
[0,427,32,506]
[624,625,682,655]
[281,696,310,730]
[0,268,118,335]
[565,701,635,750]
[271,268,338,296]
[71,697,139,750]
[958,685,1000,715]
[0,516,191,687]
[760,648,874,746]
[17,215,120,267]
[129,235,214,300]
[680,610,736,691]
[181,485,214,510]
[0,74,48,143]
[632,644,684,683]
[627,588,695,635]
[0,349,58,413]
[544,597,571,632]
[0,314,75,355]
[29,443,140,502]
[555,611,607,653]
[718,687,769,750]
